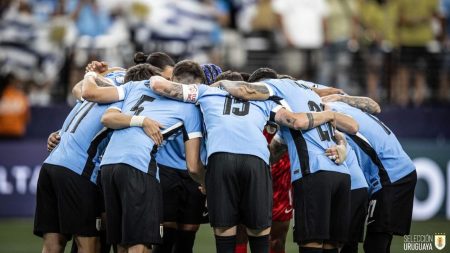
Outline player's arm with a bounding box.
[269,137,288,163]
[82,72,123,103]
[274,108,358,134]
[185,138,205,186]
[101,108,164,145]
[72,80,83,101]
[311,86,345,97]
[212,80,271,100]
[325,131,348,164]
[149,76,191,102]
[322,94,381,114]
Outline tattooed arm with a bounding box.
[213,80,271,100]
[273,108,358,134]
[322,94,381,114]
[150,76,190,102]
[82,74,122,103]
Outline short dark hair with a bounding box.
[172,60,206,84]
[133,52,175,69]
[215,71,243,82]
[124,64,161,82]
[248,68,278,82]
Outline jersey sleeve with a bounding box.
[115,81,133,101]
[182,105,203,140]
[107,100,124,112]
[104,71,126,86]
[183,84,209,103]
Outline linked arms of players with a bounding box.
[273,109,359,134]
[322,94,381,114]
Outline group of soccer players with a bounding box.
[33,51,417,253]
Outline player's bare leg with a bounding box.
[73,236,98,253]
[270,221,290,253]
[42,233,68,253]
[128,244,151,253]
[323,241,340,253]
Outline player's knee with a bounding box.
[300,241,323,248]
[163,222,177,229]
[178,224,200,231]
[246,227,270,237]
[74,236,98,253]
[214,226,237,236]
[43,233,67,253]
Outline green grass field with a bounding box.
[0,219,448,253]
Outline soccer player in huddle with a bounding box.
[216,76,360,253]
[34,68,135,253]
[152,60,209,253]
[81,63,205,253]
[321,93,417,253]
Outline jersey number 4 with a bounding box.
[131,95,155,115]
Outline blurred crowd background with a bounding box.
[0,0,449,137]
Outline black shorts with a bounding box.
[101,163,163,246]
[292,171,351,244]
[205,152,272,229]
[348,188,369,243]
[366,170,417,236]
[34,163,101,238]
[399,46,429,70]
[158,164,208,224]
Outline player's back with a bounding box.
[196,85,276,164]
[101,80,202,174]
[262,78,349,181]
[45,100,115,183]
[329,101,415,184]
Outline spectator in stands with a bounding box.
[320,0,356,92]
[395,0,440,106]
[356,0,398,102]
[0,74,29,138]
[273,0,328,80]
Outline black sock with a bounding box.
[323,249,338,253]
[173,230,197,253]
[299,247,323,253]
[215,235,236,253]
[363,232,393,253]
[153,227,177,253]
[248,235,269,253]
[341,242,358,253]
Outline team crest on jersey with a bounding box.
[435,234,446,250]
[115,75,124,84]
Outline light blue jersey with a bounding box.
[262,79,350,182]
[100,80,203,176]
[345,142,369,190]
[104,70,126,86]
[45,72,124,184]
[328,102,415,194]
[183,84,280,165]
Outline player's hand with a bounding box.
[325,144,347,164]
[142,118,164,146]
[317,88,345,98]
[209,82,220,88]
[86,61,108,73]
[47,131,60,152]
